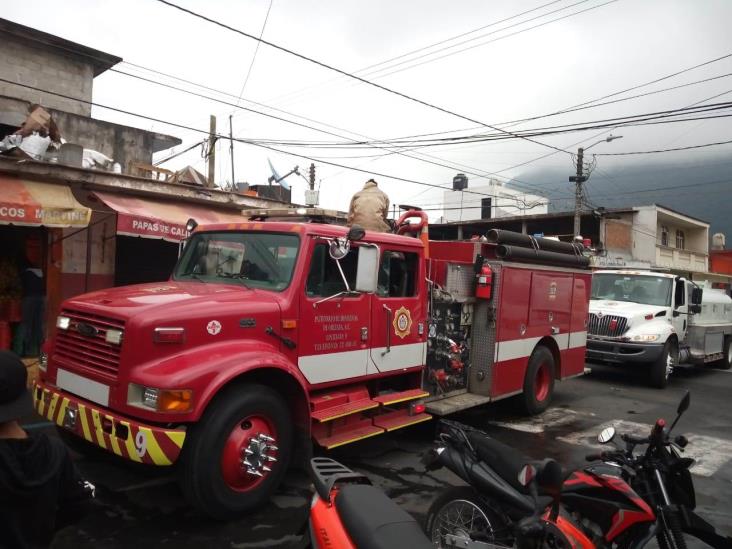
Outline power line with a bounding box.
[257,0,570,107]
[0,76,545,202]
[595,138,732,156]
[355,0,620,83]
[154,0,571,155]
[234,0,274,106]
[108,68,556,192]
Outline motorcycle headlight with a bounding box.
[632,334,660,342]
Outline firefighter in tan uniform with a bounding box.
[347,179,391,232]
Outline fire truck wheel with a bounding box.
[521,346,555,415]
[717,337,732,370]
[178,384,292,519]
[649,339,677,389]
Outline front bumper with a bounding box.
[586,337,665,363]
[33,379,186,466]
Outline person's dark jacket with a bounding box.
[0,433,91,548]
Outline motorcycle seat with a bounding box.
[468,431,532,494]
[335,483,432,549]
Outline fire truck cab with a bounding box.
[33,210,591,518]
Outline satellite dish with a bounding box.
[267,158,290,190]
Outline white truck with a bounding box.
[586,270,732,388]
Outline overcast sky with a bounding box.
[4,0,732,217]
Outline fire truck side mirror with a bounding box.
[355,245,379,293]
[347,225,366,241]
[691,287,703,305]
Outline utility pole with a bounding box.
[229,115,235,190]
[570,147,587,237]
[207,115,217,188]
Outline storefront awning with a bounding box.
[93,191,245,242]
[0,177,91,228]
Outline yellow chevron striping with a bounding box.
[122,423,142,463]
[37,390,46,416]
[46,393,60,423]
[166,431,186,449]
[54,398,69,427]
[78,405,93,442]
[90,409,107,449]
[106,415,123,457]
[139,427,171,466]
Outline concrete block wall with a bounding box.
[0,34,94,116]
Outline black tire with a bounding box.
[425,486,512,548]
[521,345,556,415]
[649,339,678,389]
[178,383,292,520]
[717,337,732,370]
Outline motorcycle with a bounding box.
[307,456,433,549]
[424,393,732,549]
[571,391,732,549]
[423,420,603,548]
[307,457,583,549]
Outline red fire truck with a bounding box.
[33,210,591,518]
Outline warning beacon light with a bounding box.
[186,218,198,233]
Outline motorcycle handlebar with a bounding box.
[622,433,650,445]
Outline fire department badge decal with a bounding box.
[207,320,222,335]
[393,306,412,339]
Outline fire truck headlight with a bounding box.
[632,334,660,342]
[130,384,193,413]
[105,329,124,345]
[56,316,71,330]
[39,351,48,372]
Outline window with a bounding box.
[674,280,685,308]
[676,230,685,250]
[660,225,669,247]
[377,250,419,297]
[592,274,672,306]
[174,231,299,291]
[305,243,358,297]
[481,198,492,219]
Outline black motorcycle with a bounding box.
[574,391,732,549]
[423,392,732,548]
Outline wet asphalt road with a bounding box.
[29,362,732,548]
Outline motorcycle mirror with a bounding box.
[517,464,537,488]
[597,426,616,444]
[677,391,691,415]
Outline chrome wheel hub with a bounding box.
[240,433,278,477]
[666,353,674,378]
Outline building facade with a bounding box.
[441,178,548,222]
[0,18,289,357]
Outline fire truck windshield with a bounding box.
[591,273,672,306]
[173,231,299,291]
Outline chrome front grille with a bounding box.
[588,313,628,337]
[55,309,124,381]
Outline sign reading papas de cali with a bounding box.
[118,216,190,241]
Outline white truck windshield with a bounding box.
[174,231,299,291]
[591,274,672,306]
